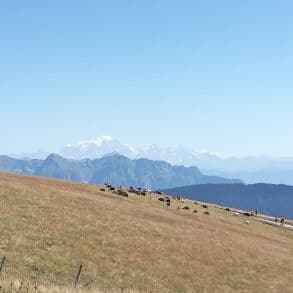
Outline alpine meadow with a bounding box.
[1,1,293,292]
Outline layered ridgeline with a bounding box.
[0,154,242,189]
[162,184,293,219]
[11,136,293,185]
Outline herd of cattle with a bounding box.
[101,184,147,197]
[100,184,212,216]
[99,183,292,229]
[157,196,211,215]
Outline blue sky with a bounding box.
[1,1,293,156]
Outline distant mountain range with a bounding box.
[3,152,293,219]
[162,184,293,219]
[0,154,242,190]
[8,135,293,185]
[59,136,218,166]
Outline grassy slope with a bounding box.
[0,173,293,292]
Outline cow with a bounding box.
[117,189,128,197]
[243,212,251,217]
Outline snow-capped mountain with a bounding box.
[59,135,216,166]
[59,136,136,160]
[58,137,293,184]
[6,135,293,185]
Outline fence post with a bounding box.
[74,264,83,287]
[0,256,6,272]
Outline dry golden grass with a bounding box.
[0,173,293,292]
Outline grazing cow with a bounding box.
[158,198,165,202]
[166,202,171,207]
[225,208,230,211]
[243,212,251,217]
[182,206,189,210]
[203,211,210,215]
[193,209,198,213]
[110,187,115,191]
[100,188,106,192]
[202,204,208,209]
[117,189,128,197]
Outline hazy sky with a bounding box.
[1,1,293,156]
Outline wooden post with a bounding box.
[74,264,83,287]
[0,256,6,272]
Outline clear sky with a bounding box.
[1,1,293,157]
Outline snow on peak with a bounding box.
[59,135,222,166]
[60,136,131,160]
[66,136,114,148]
